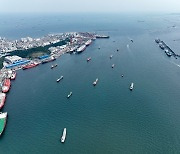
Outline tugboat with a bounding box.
[93,78,98,86]
[87,57,91,62]
[56,76,63,82]
[51,64,58,69]
[110,55,113,59]
[10,71,16,80]
[130,83,134,90]
[112,64,115,68]
[67,92,72,98]
[61,128,67,143]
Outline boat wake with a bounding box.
[169,60,180,68]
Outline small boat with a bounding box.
[117,49,119,51]
[87,57,91,62]
[131,39,133,43]
[130,83,134,90]
[112,64,115,68]
[121,74,124,77]
[110,55,113,59]
[98,46,100,49]
[67,92,72,98]
[93,78,98,86]
[10,71,16,80]
[57,76,63,82]
[51,64,57,69]
[61,128,67,143]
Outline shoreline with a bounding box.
[0,32,109,136]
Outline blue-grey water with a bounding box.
[1,13,180,153]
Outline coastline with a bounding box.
[0,32,109,136]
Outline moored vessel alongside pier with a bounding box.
[0,93,6,110]
[77,45,86,53]
[22,63,39,70]
[0,112,7,136]
[2,79,11,93]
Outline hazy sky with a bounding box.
[0,0,180,13]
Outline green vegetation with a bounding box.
[0,38,70,69]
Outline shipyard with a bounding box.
[0,32,109,136]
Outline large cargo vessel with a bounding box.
[22,63,39,70]
[77,45,86,53]
[42,57,56,64]
[2,79,11,93]
[0,93,6,110]
[85,40,92,46]
[61,128,67,143]
[0,112,7,136]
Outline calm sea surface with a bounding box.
[1,13,180,153]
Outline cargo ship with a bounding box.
[61,128,66,143]
[130,83,134,90]
[77,45,86,53]
[22,63,39,70]
[57,76,63,82]
[51,64,58,69]
[85,40,92,46]
[10,71,16,80]
[0,93,6,109]
[95,35,110,38]
[42,57,56,64]
[67,92,72,98]
[2,79,11,93]
[93,78,98,86]
[0,112,7,136]
[87,57,91,62]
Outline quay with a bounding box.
[155,38,180,58]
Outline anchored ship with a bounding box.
[130,83,134,90]
[87,57,91,62]
[2,79,11,93]
[57,76,63,82]
[0,93,6,110]
[77,45,86,53]
[67,92,72,98]
[51,64,58,69]
[22,63,39,70]
[0,112,7,136]
[61,128,67,143]
[93,78,98,86]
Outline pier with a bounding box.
[155,39,180,58]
